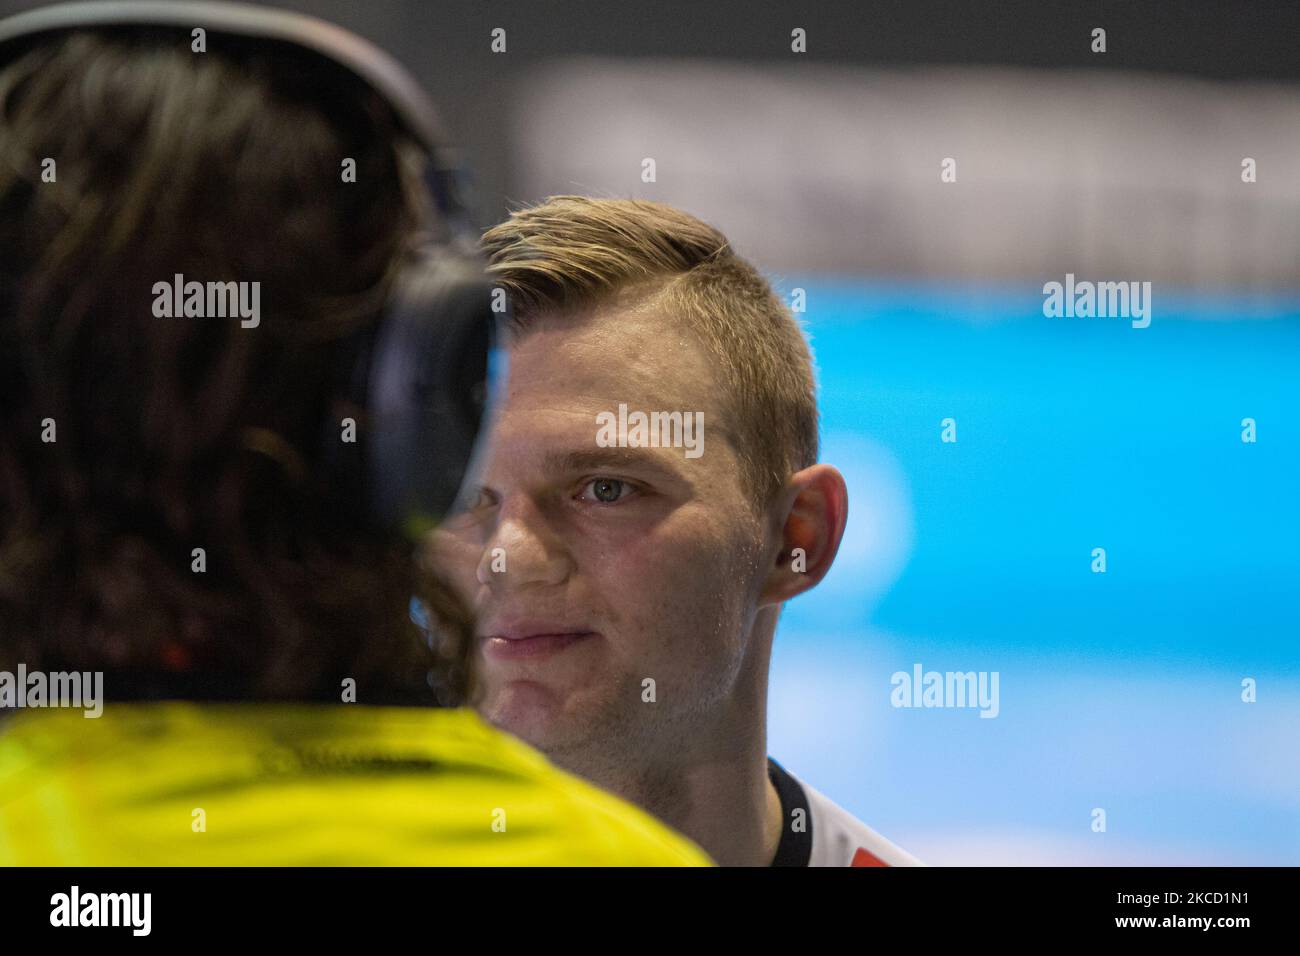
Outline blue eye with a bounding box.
[581,477,629,503]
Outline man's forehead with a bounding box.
[505,301,718,406]
[478,412,710,494]
[480,305,744,478]
[486,396,713,456]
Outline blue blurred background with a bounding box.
[768,280,1300,864]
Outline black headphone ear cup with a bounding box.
[356,249,500,538]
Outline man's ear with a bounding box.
[758,463,848,606]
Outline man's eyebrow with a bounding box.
[540,448,687,482]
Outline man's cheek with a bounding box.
[622,549,731,642]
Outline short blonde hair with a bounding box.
[481,196,819,506]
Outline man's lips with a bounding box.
[479,629,598,661]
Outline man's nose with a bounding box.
[477,496,571,591]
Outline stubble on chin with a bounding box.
[481,674,661,777]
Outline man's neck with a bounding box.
[557,743,783,867]
[551,621,784,866]
[681,754,783,867]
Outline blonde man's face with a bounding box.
[429,301,772,768]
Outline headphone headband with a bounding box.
[0,0,479,249]
[0,1,445,152]
[0,0,500,539]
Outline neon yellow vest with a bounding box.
[0,702,712,866]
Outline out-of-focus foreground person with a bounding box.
[0,1,710,866]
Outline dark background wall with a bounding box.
[3,0,1297,229]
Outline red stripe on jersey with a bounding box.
[850,847,889,867]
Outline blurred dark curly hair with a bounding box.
[0,29,474,705]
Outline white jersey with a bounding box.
[768,757,924,867]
